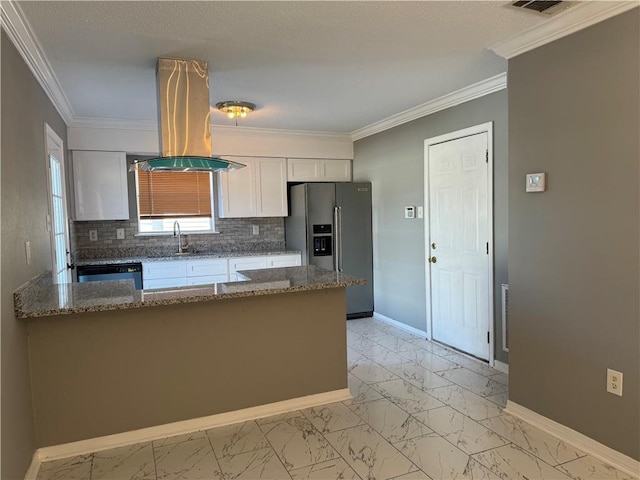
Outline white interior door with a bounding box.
[427,130,490,360]
[45,124,71,285]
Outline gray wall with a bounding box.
[508,9,639,459]
[1,31,68,479]
[353,91,509,362]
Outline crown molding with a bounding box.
[68,117,352,143]
[211,124,352,142]
[69,116,159,131]
[350,73,507,141]
[490,1,639,60]
[0,0,75,124]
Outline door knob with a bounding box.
[428,256,437,263]
[431,243,437,250]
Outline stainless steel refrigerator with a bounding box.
[285,182,374,318]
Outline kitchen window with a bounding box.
[135,170,215,234]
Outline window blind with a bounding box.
[137,171,212,219]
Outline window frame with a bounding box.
[134,169,217,235]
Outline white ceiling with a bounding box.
[17,1,550,133]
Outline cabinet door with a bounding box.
[218,157,256,218]
[143,261,187,280]
[73,151,129,220]
[186,274,230,286]
[320,160,352,182]
[228,256,268,274]
[255,157,287,217]
[267,254,302,267]
[144,277,188,289]
[186,258,228,277]
[287,158,320,182]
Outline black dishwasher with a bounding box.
[76,263,143,290]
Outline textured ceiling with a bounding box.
[18,1,547,133]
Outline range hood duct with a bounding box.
[130,57,245,172]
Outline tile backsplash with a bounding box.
[71,217,285,260]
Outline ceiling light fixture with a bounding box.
[216,101,256,120]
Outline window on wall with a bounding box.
[135,170,215,233]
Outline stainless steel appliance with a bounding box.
[285,182,373,318]
[77,263,143,290]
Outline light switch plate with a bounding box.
[417,206,424,219]
[526,172,546,192]
[116,228,125,240]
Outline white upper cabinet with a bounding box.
[218,157,287,218]
[255,157,287,216]
[320,159,352,182]
[72,150,129,220]
[287,158,352,182]
[218,157,257,217]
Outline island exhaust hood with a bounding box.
[130,58,245,172]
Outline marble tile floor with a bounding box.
[37,317,635,480]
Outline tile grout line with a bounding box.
[253,419,297,480]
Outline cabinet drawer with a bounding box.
[143,261,187,280]
[186,274,230,286]
[267,254,302,268]
[186,259,228,277]
[144,277,187,289]
[228,256,268,273]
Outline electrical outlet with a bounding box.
[89,230,98,242]
[116,228,125,240]
[252,225,259,235]
[606,368,623,396]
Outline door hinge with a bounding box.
[487,331,490,343]
[486,242,489,254]
[486,150,488,163]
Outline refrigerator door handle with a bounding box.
[333,206,340,271]
[337,206,344,272]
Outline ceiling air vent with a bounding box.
[510,1,573,16]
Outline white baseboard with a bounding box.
[373,312,428,338]
[24,451,41,480]
[493,360,509,374]
[35,388,351,464]
[505,401,640,479]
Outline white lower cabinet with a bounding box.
[144,277,188,289]
[142,253,302,289]
[187,275,230,286]
[186,258,229,286]
[143,261,187,285]
[267,254,302,268]
[228,256,268,282]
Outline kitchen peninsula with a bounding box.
[15,266,363,448]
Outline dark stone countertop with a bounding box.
[75,250,302,266]
[14,266,365,319]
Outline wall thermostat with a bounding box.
[405,206,416,219]
[526,172,546,192]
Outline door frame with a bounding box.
[423,122,495,365]
[44,123,71,283]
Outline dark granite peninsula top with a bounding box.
[14,266,365,319]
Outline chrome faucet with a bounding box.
[173,221,182,254]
